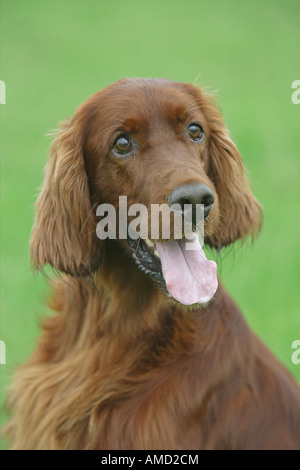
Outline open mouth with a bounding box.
[127,233,218,306]
[127,236,164,283]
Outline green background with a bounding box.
[1,0,300,447]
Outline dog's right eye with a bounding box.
[113,135,132,156]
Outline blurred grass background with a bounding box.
[1,0,300,447]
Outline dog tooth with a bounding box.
[145,238,154,248]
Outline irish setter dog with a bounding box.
[4,78,300,449]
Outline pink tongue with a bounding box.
[156,234,218,305]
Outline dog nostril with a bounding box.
[201,192,215,219]
[168,183,215,221]
[202,194,215,210]
[180,198,191,210]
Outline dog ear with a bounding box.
[181,84,262,248]
[30,119,100,275]
[203,96,262,248]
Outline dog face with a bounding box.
[84,79,220,238]
[30,78,262,304]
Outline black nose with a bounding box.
[168,183,215,225]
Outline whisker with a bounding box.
[135,237,141,254]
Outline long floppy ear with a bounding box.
[30,119,99,275]
[201,92,262,248]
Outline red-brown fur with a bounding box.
[4,78,300,449]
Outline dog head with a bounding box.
[30,78,262,304]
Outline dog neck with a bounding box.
[44,238,248,371]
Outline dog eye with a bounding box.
[113,135,132,155]
[188,123,204,142]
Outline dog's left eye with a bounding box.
[188,123,204,142]
[113,135,132,155]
